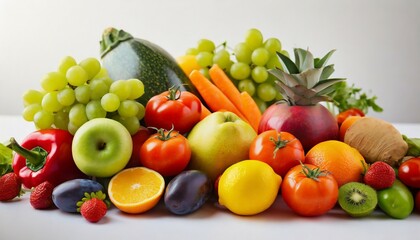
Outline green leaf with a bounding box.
[291,85,317,99]
[315,49,336,68]
[313,78,346,93]
[0,143,13,176]
[320,64,335,80]
[317,84,339,97]
[268,68,302,86]
[298,67,323,89]
[367,98,384,112]
[274,81,287,97]
[294,48,314,72]
[276,51,299,74]
[403,135,420,157]
[327,82,384,114]
[294,48,305,71]
[276,81,298,104]
[314,58,320,67]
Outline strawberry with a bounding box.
[30,181,55,209]
[363,161,395,190]
[77,191,108,223]
[0,172,22,201]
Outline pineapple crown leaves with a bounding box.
[268,48,346,106]
[76,190,109,212]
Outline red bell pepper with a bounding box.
[10,129,85,188]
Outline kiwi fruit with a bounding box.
[338,182,378,217]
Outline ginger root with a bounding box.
[344,117,408,166]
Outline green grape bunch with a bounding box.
[186,39,233,78]
[22,56,146,135]
[185,28,289,112]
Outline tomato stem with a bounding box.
[166,85,181,101]
[151,125,178,141]
[300,162,330,182]
[269,133,293,158]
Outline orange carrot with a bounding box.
[189,70,247,120]
[209,65,245,114]
[209,64,261,129]
[239,91,262,132]
[200,103,211,120]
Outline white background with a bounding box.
[0,0,419,123]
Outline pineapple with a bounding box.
[259,48,345,151]
[269,48,345,106]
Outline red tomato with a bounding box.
[139,128,191,177]
[398,157,420,188]
[144,87,202,134]
[416,191,420,213]
[249,130,305,177]
[126,126,152,168]
[281,164,339,217]
[336,108,365,125]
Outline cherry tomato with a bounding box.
[398,157,420,188]
[140,128,191,177]
[336,108,365,125]
[415,191,420,213]
[249,130,305,177]
[144,86,202,134]
[281,164,339,217]
[126,126,152,168]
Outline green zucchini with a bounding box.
[100,28,199,105]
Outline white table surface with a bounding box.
[1,115,420,240]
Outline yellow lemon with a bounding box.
[218,160,282,215]
[176,55,201,76]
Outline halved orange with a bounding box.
[108,167,165,214]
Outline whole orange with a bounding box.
[339,116,362,141]
[305,140,366,187]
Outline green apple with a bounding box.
[187,111,257,181]
[72,118,133,177]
